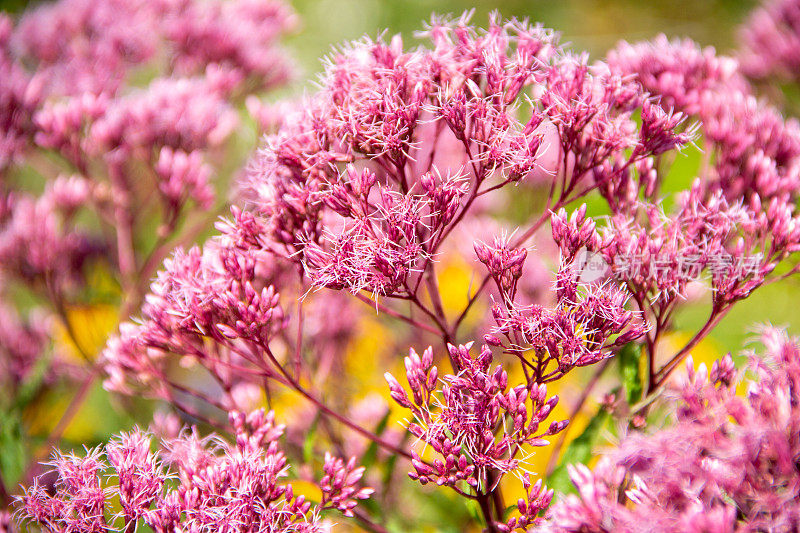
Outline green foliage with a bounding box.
[619,342,644,405]
[0,410,28,487]
[546,407,610,494]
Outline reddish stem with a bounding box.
[652,305,731,390]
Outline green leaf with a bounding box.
[0,409,28,486]
[503,504,519,520]
[302,415,319,466]
[466,499,483,525]
[618,342,643,406]
[382,450,398,482]
[13,351,51,411]
[546,408,610,494]
[657,135,704,212]
[360,409,391,471]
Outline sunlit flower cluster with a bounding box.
[19,409,371,532]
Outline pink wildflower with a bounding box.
[540,329,800,532]
[18,409,371,532]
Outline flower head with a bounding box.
[18,409,371,533]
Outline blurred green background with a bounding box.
[285,0,757,75]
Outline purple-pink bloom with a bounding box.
[386,342,565,530]
[539,328,800,532]
[739,0,800,82]
[17,409,371,532]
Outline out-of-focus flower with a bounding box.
[9,0,157,96]
[89,73,239,156]
[7,0,296,98]
[103,234,285,397]
[606,35,741,114]
[608,34,800,207]
[739,0,800,82]
[155,146,214,211]
[0,304,56,390]
[0,15,39,171]
[539,328,800,532]
[163,0,297,90]
[0,189,99,291]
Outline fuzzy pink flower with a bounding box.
[103,235,285,397]
[163,0,297,90]
[386,343,565,528]
[18,409,371,533]
[739,0,800,82]
[540,328,800,532]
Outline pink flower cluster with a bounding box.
[95,9,800,531]
[608,35,800,205]
[18,409,371,532]
[104,224,286,399]
[584,33,800,387]
[241,13,691,303]
[739,0,800,82]
[0,0,296,524]
[0,303,61,390]
[0,176,97,290]
[0,0,295,393]
[484,230,647,380]
[540,328,800,532]
[386,343,564,530]
[1,0,294,167]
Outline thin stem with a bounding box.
[652,305,731,389]
[477,491,499,533]
[475,178,513,197]
[50,291,94,366]
[423,264,453,351]
[451,275,491,334]
[351,509,390,533]
[406,292,449,336]
[433,189,480,251]
[425,265,447,325]
[135,205,228,297]
[353,292,440,335]
[294,285,304,379]
[165,377,230,413]
[27,370,97,479]
[260,344,417,462]
[109,166,137,295]
[489,477,505,527]
[0,471,9,507]
[763,262,800,286]
[452,204,555,338]
[544,358,611,477]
